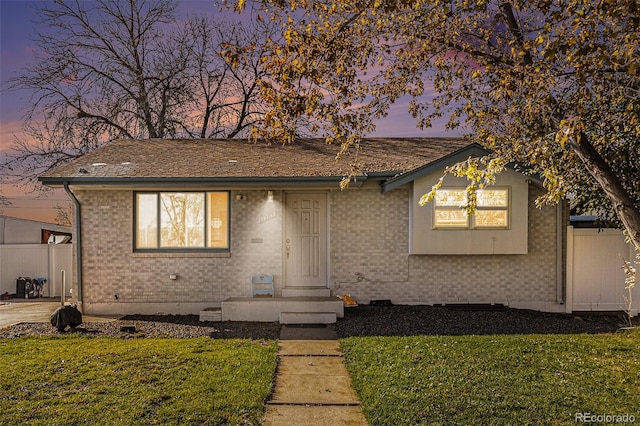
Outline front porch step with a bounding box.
[281,287,331,297]
[280,312,337,324]
[222,296,344,323]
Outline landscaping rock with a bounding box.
[1,314,280,339]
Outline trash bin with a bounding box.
[16,278,28,299]
[50,305,83,332]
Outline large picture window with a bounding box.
[135,191,229,250]
[434,188,509,229]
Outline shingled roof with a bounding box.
[39,137,473,186]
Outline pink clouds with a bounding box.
[0,1,462,224]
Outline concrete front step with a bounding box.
[281,287,331,297]
[280,312,337,324]
[222,296,344,323]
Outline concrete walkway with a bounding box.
[262,325,368,426]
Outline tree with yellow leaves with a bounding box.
[228,0,640,251]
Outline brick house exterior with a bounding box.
[39,138,566,316]
[331,185,561,310]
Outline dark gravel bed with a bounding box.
[336,305,630,337]
[0,305,634,339]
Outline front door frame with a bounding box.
[283,191,329,289]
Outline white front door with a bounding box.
[284,192,327,288]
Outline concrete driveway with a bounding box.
[0,300,116,329]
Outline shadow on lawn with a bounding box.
[335,305,632,338]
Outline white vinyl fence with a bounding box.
[0,244,72,298]
[566,227,639,314]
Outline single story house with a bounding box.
[39,137,570,321]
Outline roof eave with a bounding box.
[381,143,490,193]
[380,144,545,193]
[39,175,360,188]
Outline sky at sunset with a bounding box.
[0,0,460,224]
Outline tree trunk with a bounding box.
[569,131,640,252]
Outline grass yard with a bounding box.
[341,330,640,425]
[0,337,278,425]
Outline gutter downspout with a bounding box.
[64,182,83,312]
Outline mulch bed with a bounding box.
[335,305,629,337]
[0,305,634,339]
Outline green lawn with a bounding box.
[4,331,638,426]
[0,337,278,425]
[340,330,640,425]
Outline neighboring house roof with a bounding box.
[0,215,72,244]
[39,137,475,187]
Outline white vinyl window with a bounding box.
[135,191,229,250]
[434,188,509,229]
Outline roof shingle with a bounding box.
[40,137,472,181]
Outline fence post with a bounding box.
[565,226,574,314]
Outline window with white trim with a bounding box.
[135,191,229,250]
[434,188,509,229]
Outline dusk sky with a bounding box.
[0,0,460,224]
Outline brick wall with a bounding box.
[75,189,282,314]
[331,186,561,310]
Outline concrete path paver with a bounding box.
[262,326,368,426]
[271,358,362,404]
[264,405,367,426]
[278,339,343,356]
